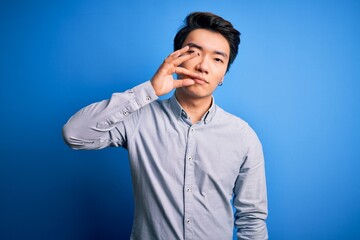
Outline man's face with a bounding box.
[177,28,230,99]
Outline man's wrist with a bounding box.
[133,81,159,106]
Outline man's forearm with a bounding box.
[62,81,158,150]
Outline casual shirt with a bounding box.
[63,81,268,240]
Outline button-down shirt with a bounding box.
[63,81,268,240]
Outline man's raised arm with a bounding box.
[62,45,202,150]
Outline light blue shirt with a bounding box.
[63,81,268,240]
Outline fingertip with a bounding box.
[173,79,194,89]
[182,45,190,51]
[184,79,195,86]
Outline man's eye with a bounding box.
[215,58,224,63]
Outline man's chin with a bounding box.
[177,86,211,98]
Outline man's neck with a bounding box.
[175,91,212,124]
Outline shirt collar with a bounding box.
[169,94,216,124]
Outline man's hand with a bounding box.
[150,45,205,96]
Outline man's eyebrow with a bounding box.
[186,42,228,59]
[214,50,228,59]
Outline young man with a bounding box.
[63,12,268,240]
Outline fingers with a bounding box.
[173,79,195,89]
[173,52,198,67]
[165,46,198,67]
[174,67,207,82]
[168,45,189,58]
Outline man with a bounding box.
[63,12,268,240]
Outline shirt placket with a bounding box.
[184,125,196,240]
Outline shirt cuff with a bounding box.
[133,81,159,107]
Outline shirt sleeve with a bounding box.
[233,125,268,240]
[62,81,158,150]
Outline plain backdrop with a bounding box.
[1,0,359,239]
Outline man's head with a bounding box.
[174,12,240,72]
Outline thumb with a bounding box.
[173,79,195,89]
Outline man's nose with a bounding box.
[195,55,209,74]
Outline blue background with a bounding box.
[1,0,359,239]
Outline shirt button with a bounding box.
[146,96,151,101]
[186,218,191,224]
[188,156,192,161]
[123,111,128,116]
[186,188,191,192]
